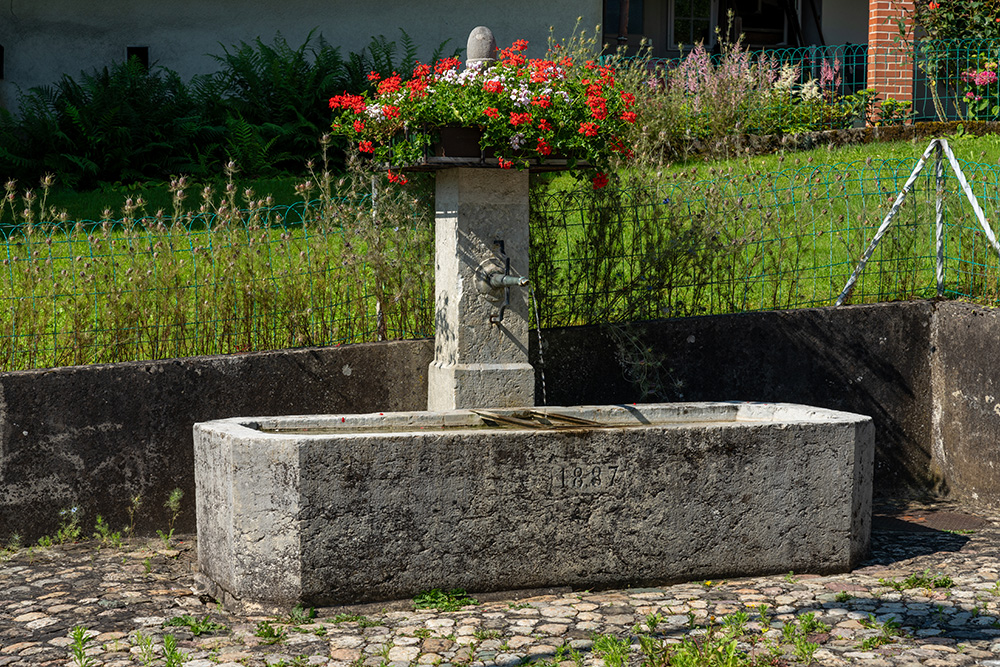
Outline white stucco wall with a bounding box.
[0,0,601,110]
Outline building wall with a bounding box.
[0,0,600,109]
[602,0,869,58]
[822,0,869,45]
[867,0,914,112]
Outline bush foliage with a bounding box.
[0,30,461,189]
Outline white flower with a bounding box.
[800,79,822,101]
[773,64,799,91]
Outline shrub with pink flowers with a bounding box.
[631,37,872,159]
[959,62,1000,119]
[897,0,1000,120]
[329,37,639,189]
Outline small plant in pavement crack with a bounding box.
[413,588,477,612]
[286,604,317,624]
[591,634,630,667]
[133,632,158,666]
[164,613,228,636]
[163,634,186,667]
[69,626,95,667]
[255,620,287,644]
[157,488,184,547]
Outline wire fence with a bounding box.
[913,39,1000,122]
[651,42,870,96]
[646,38,1000,127]
[3,153,1000,371]
[0,198,434,371]
[529,153,1000,327]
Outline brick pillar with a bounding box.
[867,0,914,121]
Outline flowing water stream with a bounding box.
[529,287,547,406]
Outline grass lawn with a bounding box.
[4,131,1000,371]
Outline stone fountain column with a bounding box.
[427,27,534,411]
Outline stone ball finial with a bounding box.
[466,26,497,67]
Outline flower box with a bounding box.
[397,126,589,172]
[330,38,633,186]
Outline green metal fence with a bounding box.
[646,38,1000,128]
[652,42,870,94]
[913,39,1000,122]
[530,154,1000,327]
[3,154,1000,372]
[0,199,434,371]
[647,42,872,134]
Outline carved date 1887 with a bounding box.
[556,464,621,490]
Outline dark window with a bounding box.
[732,0,789,46]
[126,46,149,70]
[605,0,645,35]
[673,0,713,48]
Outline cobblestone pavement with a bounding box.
[3,502,1000,667]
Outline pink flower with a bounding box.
[975,70,998,86]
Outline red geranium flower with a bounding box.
[483,80,504,94]
[377,74,402,96]
[578,122,599,137]
[329,93,366,113]
[353,119,365,132]
[358,140,374,153]
[483,107,500,118]
[498,157,513,169]
[434,57,461,73]
[537,138,552,156]
[382,105,401,119]
[592,173,609,189]
[407,78,429,99]
[509,112,533,126]
[387,170,408,184]
[537,119,553,132]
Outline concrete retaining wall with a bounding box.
[537,301,939,499]
[0,341,432,541]
[2,299,999,542]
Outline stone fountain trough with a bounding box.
[194,401,873,610]
[194,27,874,612]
